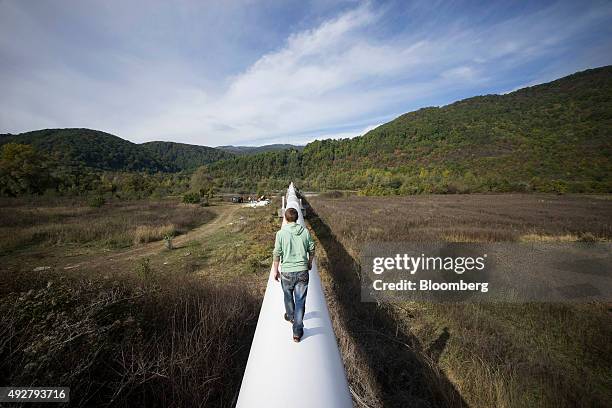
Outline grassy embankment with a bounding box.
[306,192,612,408]
[0,197,279,407]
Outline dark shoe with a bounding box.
[293,335,301,343]
[284,313,294,324]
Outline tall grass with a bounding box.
[307,193,612,408]
[0,267,259,408]
[0,198,279,407]
[133,224,176,244]
[309,211,467,408]
[0,198,213,253]
[309,193,611,245]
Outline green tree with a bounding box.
[0,143,52,196]
[190,166,212,193]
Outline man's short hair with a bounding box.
[285,207,298,222]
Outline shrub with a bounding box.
[88,195,106,208]
[135,257,153,280]
[133,224,176,244]
[164,233,174,249]
[182,192,201,204]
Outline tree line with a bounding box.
[2,66,610,198]
[207,66,612,194]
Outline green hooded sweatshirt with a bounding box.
[273,222,315,272]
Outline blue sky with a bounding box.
[1,0,611,146]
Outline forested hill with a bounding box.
[217,144,304,155]
[141,141,233,171]
[0,128,233,172]
[208,65,612,194]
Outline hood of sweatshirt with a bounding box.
[283,222,305,235]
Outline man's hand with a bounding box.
[272,259,280,281]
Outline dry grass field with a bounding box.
[311,193,611,244]
[0,198,215,255]
[0,197,280,407]
[2,192,609,407]
[306,193,612,408]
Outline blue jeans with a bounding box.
[281,270,309,337]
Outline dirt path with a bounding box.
[119,203,240,260]
[62,203,242,271]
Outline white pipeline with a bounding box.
[236,182,352,408]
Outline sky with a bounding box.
[1,0,611,146]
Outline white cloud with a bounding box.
[121,4,462,143]
[125,1,612,145]
[2,1,612,146]
[441,66,479,81]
